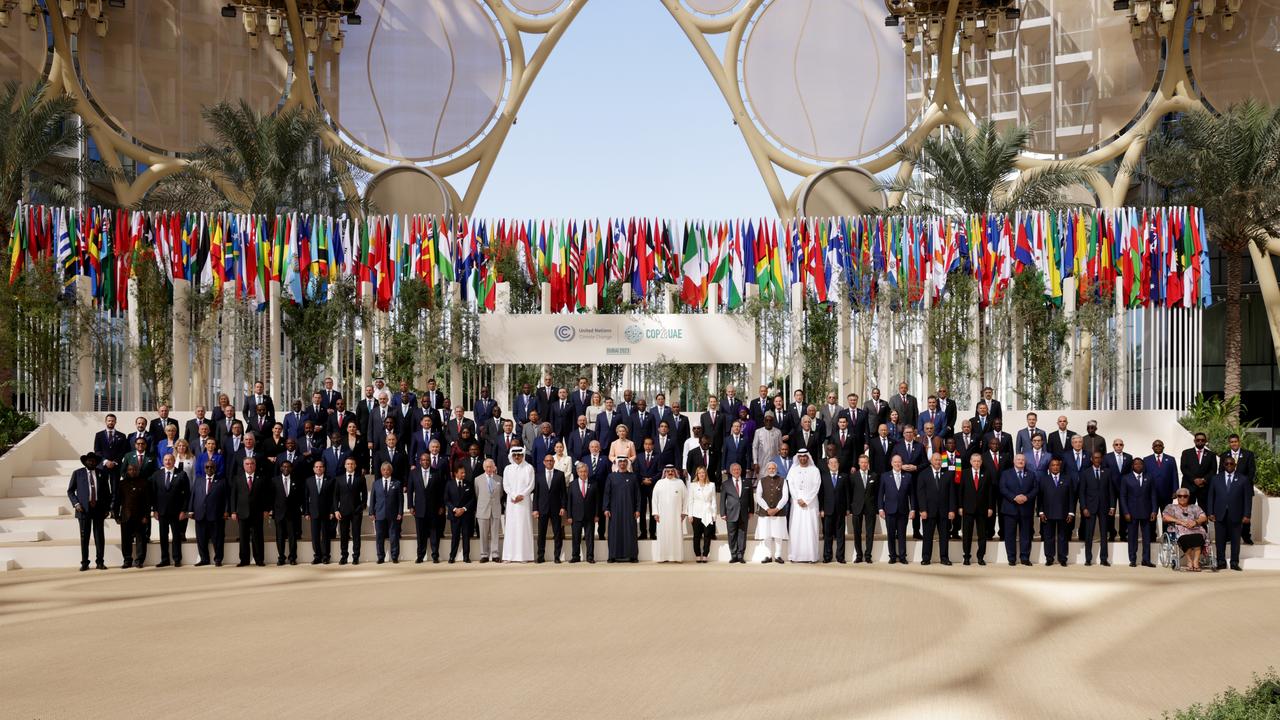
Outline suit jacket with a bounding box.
[848,468,878,515]
[242,394,276,421]
[531,434,559,469]
[626,412,654,446]
[372,447,410,483]
[749,397,771,426]
[829,428,860,473]
[354,397,379,437]
[863,399,890,437]
[837,408,867,447]
[1078,465,1116,516]
[231,448,273,483]
[635,451,662,485]
[867,435,898,475]
[93,429,130,466]
[788,428,823,460]
[535,385,559,422]
[566,477,601,522]
[699,410,728,452]
[229,472,271,517]
[936,398,958,436]
[975,398,1002,421]
[877,471,914,515]
[1180,447,1217,485]
[444,417,476,448]
[566,427,597,461]
[188,472,229,521]
[67,467,113,517]
[1143,454,1180,505]
[365,405,402,449]
[719,475,753,522]
[1046,429,1078,459]
[1119,473,1158,518]
[1206,471,1254,522]
[1103,451,1133,479]
[151,468,190,518]
[957,466,995,516]
[1036,473,1075,520]
[1024,448,1052,474]
[122,452,156,481]
[1015,427,1048,456]
[981,449,1013,481]
[998,468,1039,517]
[954,432,982,460]
[368,476,404,520]
[513,393,536,425]
[409,429,444,464]
[720,433,752,472]
[649,434,677,470]
[968,414,994,438]
[148,417,179,448]
[594,410,622,450]
[319,388,343,412]
[1080,432,1107,458]
[335,472,367,516]
[888,393,919,428]
[472,398,497,427]
[918,410,947,440]
[1222,448,1256,482]
[184,418,211,445]
[406,466,448,517]
[534,467,568,515]
[303,475,336,517]
[321,446,351,480]
[271,473,304,517]
[1061,449,1091,478]
[982,430,1013,457]
[245,413,274,438]
[444,477,477,518]
[567,388,592,419]
[474,472,504,519]
[818,469,850,515]
[327,410,358,439]
[668,414,691,458]
[916,467,955,516]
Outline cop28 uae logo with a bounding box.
[554,325,576,342]
[624,325,644,344]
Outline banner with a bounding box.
[478,313,757,364]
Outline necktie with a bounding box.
[89,476,97,503]
[1095,468,1100,481]
[581,481,587,497]
[882,438,888,452]
[1197,449,1203,462]
[1017,470,1023,482]
[841,431,846,444]
[487,475,493,494]
[895,473,901,488]
[735,479,741,496]
[347,474,353,487]
[457,480,463,489]
[1054,475,1059,488]
[1227,473,1233,485]
[247,475,253,491]
[384,478,390,493]
[165,472,171,489]
[206,477,211,495]
[973,470,979,490]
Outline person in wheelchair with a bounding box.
[1162,488,1209,571]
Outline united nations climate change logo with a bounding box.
[554,325,576,342]
[624,325,644,344]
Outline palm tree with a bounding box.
[885,120,1097,214]
[148,100,364,215]
[1141,100,1280,422]
[0,80,84,408]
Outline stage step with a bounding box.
[0,497,70,518]
[0,529,47,543]
[23,460,83,477]
[10,476,72,497]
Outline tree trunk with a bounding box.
[1222,247,1244,424]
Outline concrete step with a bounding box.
[24,460,82,476]
[0,517,85,540]
[10,476,71,497]
[0,496,70,518]
[0,529,46,543]
[0,557,17,571]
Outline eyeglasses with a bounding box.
[1175,493,1190,499]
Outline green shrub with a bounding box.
[1180,395,1280,497]
[0,404,37,450]
[1164,670,1280,719]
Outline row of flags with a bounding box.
[7,204,1211,312]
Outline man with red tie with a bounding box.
[229,457,270,566]
[957,453,993,565]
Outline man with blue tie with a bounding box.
[636,437,661,540]
[472,386,496,428]
[1144,439,1180,542]
[304,460,336,564]
[595,398,621,451]
[1025,434,1051,474]
[369,461,404,563]
[649,393,675,444]
[999,454,1038,566]
[1014,412,1046,455]
[335,457,367,565]
[1208,456,1252,571]
[1079,451,1116,566]
[1037,458,1075,566]
[566,415,596,461]
[877,455,915,564]
[68,452,112,571]
[189,458,229,566]
[570,377,593,419]
[1119,457,1157,567]
[513,383,536,425]
[721,420,753,478]
[409,451,447,563]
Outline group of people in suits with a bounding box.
[69,378,1256,572]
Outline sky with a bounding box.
[473,2,792,219]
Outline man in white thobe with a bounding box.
[787,449,822,563]
[754,461,789,563]
[501,447,535,563]
[651,465,686,563]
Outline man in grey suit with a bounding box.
[521,410,542,450]
[475,459,504,562]
[889,382,919,429]
[720,462,752,563]
[863,388,889,437]
[817,391,842,438]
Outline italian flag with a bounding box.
[681,220,706,306]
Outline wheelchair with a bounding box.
[1158,526,1216,572]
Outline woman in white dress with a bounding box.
[171,439,197,479]
[501,447,536,563]
[585,392,604,426]
[552,441,574,479]
[608,423,636,470]
[786,449,822,562]
[685,467,718,563]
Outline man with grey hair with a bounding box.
[475,458,503,563]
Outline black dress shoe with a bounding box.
[1231,564,1243,571]
[940,560,952,566]
[377,558,385,564]
[277,559,286,566]
[535,558,545,564]
[156,561,171,568]
[214,561,223,567]
[1084,559,1092,566]
[255,562,266,567]
[1129,561,1137,567]
[174,561,182,568]
[352,559,359,565]
[121,561,132,569]
[1045,559,1055,566]
[607,558,616,563]
[195,560,209,567]
[415,558,424,564]
[775,557,784,564]
[864,557,873,564]
[900,559,910,565]
[920,560,931,566]
[762,557,773,563]
[570,558,580,563]
[629,558,638,563]
[1101,559,1110,567]
[448,558,456,564]
[1141,561,1156,567]
[1020,559,1032,566]
[432,558,440,564]
[977,559,986,566]
[1242,538,1254,545]
[587,559,595,564]
[912,533,923,540]
[854,555,864,563]
[236,561,249,567]
[79,563,89,571]
[822,558,832,564]
[963,559,971,566]
[339,558,348,565]
[392,558,399,563]
[463,558,471,563]
[1216,563,1227,570]
[838,558,847,564]
[311,558,322,565]
[1009,561,1018,567]
[479,557,489,563]
[289,559,297,565]
[554,558,562,564]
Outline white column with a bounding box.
[220,300,236,401]
[75,276,94,411]
[268,280,282,404]
[540,282,551,379]
[745,284,761,389]
[1114,278,1127,410]
[493,281,511,412]
[360,281,374,392]
[449,281,463,406]
[1062,277,1077,409]
[876,304,891,395]
[967,303,981,409]
[837,291,851,397]
[707,281,720,396]
[125,277,141,410]
[789,282,804,395]
[171,278,192,411]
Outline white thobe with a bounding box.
[787,464,821,562]
[651,478,686,562]
[501,462,536,562]
[753,476,790,540]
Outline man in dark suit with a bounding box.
[889,382,919,429]
[242,380,275,421]
[353,385,377,434]
[1221,434,1257,545]
[566,415,596,461]
[635,437,662,539]
[444,465,476,563]
[189,459,229,566]
[565,459,599,563]
[583,441,610,541]
[530,423,559,469]
[818,456,849,563]
[408,416,443,464]
[749,385,771,426]
[969,402,994,438]
[269,459,303,565]
[568,377,592,419]
[863,388,889,438]
[849,455,878,563]
[484,414,514,462]
[229,457,270,566]
[513,383,536,425]
[1144,440,1179,541]
[113,463,151,568]
[983,418,1013,457]
[976,386,1002,421]
[935,386,958,437]
[719,463,752,563]
[534,453,568,563]
[652,422,678,471]
[790,415,823,460]
[685,435,711,483]
[151,454,190,568]
[372,433,410,484]
[303,460,336,564]
[123,435,155,481]
[867,423,896,475]
[1037,458,1075,566]
[668,404,691,460]
[319,376,343,412]
[305,392,327,430]
[1079,451,1116,566]
[472,387,497,429]
[93,415,130,480]
[953,420,981,460]
[391,380,417,415]
[917,453,955,565]
[1046,415,1077,460]
[877,455,914,564]
[1105,438,1134,542]
[149,404,180,448]
[1208,455,1253,571]
[1119,457,1157,567]
[838,393,867,450]
[365,398,402,451]
[918,397,947,445]
[594,398,622,451]
[721,420,753,478]
[408,452,448,563]
[896,425,927,539]
[700,396,728,479]
[829,416,859,474]
[335,457,366,564]
[68,452,112,571]
[957,453,994,565]
[283,400,308,440]
[1014,412,1047,456]
[325,398,356,442]
[627,398,654,445]
[246,403,274,438]
[184,406,212,446]
[444,406,476,449]
[232,432,273,484]
[369,461,404,563]
[1180,432,1217,509]
[999,456,1038,566]
[535,375,558,422]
